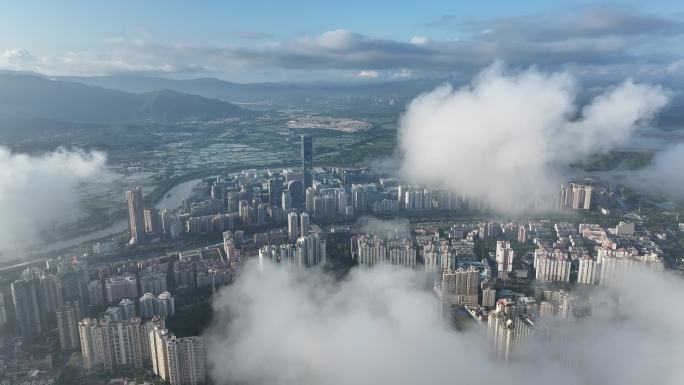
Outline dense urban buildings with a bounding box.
[2,2,683,384]
[0,158,675,385]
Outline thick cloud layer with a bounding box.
[0,147,107,259]
[207,263,684,385]
[632,143,684,199]
[397,63,669,213]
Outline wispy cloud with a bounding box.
[467,6,684,41]
[233,30,274,40]
[356,70,380,79]
[0,147,108,259]
[1,6,682,81]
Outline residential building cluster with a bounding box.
[79,316,166,371]
[351,233,417,269]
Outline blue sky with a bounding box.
[1,0,683,82]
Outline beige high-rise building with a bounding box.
[223,231,237,267]
[144,207,160,234]
[487,300,535,362]
[79,318,98,371]
[150,327,206,385]
[127,186,146,244]
[577,257,597,285]
[559,183,594,210]
[534,249,571,283]
[437,266,479,306]
[481,287,496,308]
[79,316,164,372]
[583,186,593,210]
[388,244,417,269]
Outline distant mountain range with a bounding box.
[57,74,446,104]
[0,73,250,123]
[0,71,681,128]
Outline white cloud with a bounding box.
[206,262,684,385]
[1,7,681,80]
[392,68,413,78]
[397,63,669,213]
[314,29,362,50]
[0,147,107,259]
[0,48,37,69]
[356,69,380,79]
[410,36,430,45]
[632,143,684,199]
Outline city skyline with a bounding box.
[0,2,683,385]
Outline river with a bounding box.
[19,177,205,258]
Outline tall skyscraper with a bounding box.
[11,268,52,339]
[495,241,515,279]
[119,298,137,320]
[223,231,237,267]
[104,275,138,303]
[300,212,310,237]
[0,292,7,327]
[139,268,168,296]
[295,234,326,270]
[268,177,284,208]
[140,293,157,318]
[336,189,348,214]
[40,272,63,313]
[127,186,146,244]
[577,256,597,285]
[487,300,535,362]
[438,267,479,306]
[281,190,292,210]
[534,248,571,283]
[305,187,316,213]
[301,134,313,189]
[56,304,80,350]
[287,211,299,241]
[144,207,161,234]
[156,292,175,318]
[150,327,206,385]
[87,279,104,306]
[60,271,87,319]
[482,287,496,308]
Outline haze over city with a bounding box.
[0,1,683,385]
